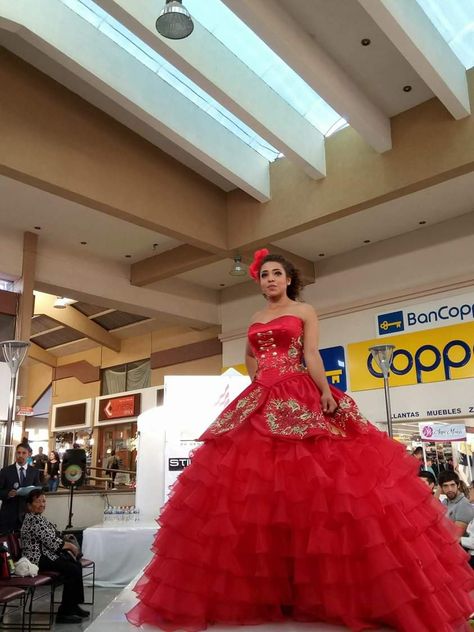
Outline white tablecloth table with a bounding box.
[82,521,157,587]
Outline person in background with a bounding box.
[411,446,424,473]
[32,447,48,484]
[418,470,436,494]
[439,470,474,536]
[460,482,474,569]
[45,451,61,493]
[0,443,41,532]
[21,490,88,624]
[106,450,119,486]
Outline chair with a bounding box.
[0,535,54,631]
[0,586,27,631]
[79,557,95,605]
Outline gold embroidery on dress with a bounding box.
[264,397,347,437]
[209,386,264,435]
[333,395,369,432]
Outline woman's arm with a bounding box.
[245,341,257,380]
[31,515,64,553]
[302,305,337,414]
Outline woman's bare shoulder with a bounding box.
[297,303,318,320]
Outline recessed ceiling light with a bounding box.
[403,85,412,92]
[363,239,371,244]
[125,254,132,258]
[34,226,41,230]
[219,283,225,287]
[419,220,427,225]
[153,243,159,250]
[318,253,325,257]
[361,38,371,46]
[80,241,87,245]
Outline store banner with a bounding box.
[376,292,474,337]
[348,320,474,391]
[419,423,466,442]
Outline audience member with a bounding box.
[32,447,48,483]
[418,470,436,493]
[439,470,474,536]
[0,443,41,533]
[45,451,61,493]
[21,490,88,624]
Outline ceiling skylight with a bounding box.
[60,0,282,161]
[186,0,346,137]
[417,0,474,69]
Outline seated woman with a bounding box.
[20,489,88,624]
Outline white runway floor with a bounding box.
[84,574,392,632]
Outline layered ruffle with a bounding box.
[127,423,474,631]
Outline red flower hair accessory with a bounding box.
[248,248,269,280]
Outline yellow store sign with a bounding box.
[348,321,474,391]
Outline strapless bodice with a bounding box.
[248,315,307,385]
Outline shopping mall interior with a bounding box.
[0,0,474,630]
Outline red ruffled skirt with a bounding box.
[126,416,474,631]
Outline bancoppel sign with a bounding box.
[377,292,474,337]
[419,423,466,442]
[348,321,474,390]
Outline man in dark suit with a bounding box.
[0,443,41,533]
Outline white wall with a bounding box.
[44,490,136,530]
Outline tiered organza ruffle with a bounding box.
[127,421,474,631]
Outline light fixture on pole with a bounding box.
[369,344,395,438]
[0,340,30,467]
[156,0,194,40]
[229,256,247,277]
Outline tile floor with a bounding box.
[1,585,120,631]
[83,577,392,632]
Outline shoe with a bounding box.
[74,606,90,618]
[56,613,82,624]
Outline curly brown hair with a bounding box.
[258,254,303,300]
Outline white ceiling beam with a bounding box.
[222,0,392,153]
[97,0,326,179]
[359,0,470,120]
[0,0,270,201]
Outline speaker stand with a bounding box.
[66,483,76,529]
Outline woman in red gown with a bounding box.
[127,250,474,631]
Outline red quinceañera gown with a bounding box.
[127,315,474,631]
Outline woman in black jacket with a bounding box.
[20,490,88,624]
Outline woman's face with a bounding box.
[49,452,55,460]
[29,494,46,514]
[259,261,289,299]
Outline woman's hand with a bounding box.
[63,541,79,556]
[321,390,338,414]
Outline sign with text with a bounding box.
[348,321,474,391]
[376,292,474,337]
[419,423,466,442]
[98,393,141,421]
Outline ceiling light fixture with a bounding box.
[419,220,427,225]
[363,239,371,244]
[229,256,246,277]
[54,297,75,309]
[403,85,412,92]
[361,38,371,46]
[156,0,194,40]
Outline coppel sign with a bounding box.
[376,292,474,337]
[348,320,474,391]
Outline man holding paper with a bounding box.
[0,443,41,533]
